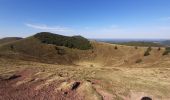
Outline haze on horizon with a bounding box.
[0,0,170,39]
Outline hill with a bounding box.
[0,33,170,99]
[106,41,163,47]
[0,37,23,45]
[0,32,169,66]
[34,32,92,50]
[0,32,93,64]
[161,40,170,46]
[0,33,169,65]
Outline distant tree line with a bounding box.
[112,41,163,47]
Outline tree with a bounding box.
[10,45,14,50]
[144,47,152,56]
[158,47,161,51]
[115,46,118,50]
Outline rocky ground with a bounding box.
[0,58,170,100]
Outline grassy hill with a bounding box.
[0,32,93,64]
[0,34,170,100]
[0,37,23,45]
[0,32,169,65]
[34,32,92,50]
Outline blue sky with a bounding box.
[0,0,170,39]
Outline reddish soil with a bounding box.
[0,68,84,100]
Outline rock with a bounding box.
[77,81,103,100]
[56,81,80,92]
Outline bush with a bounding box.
[135,46,138,49]
[10,45,14,50]
[90,64,94,67]
[34,32,92,50]
[144,47,152,56]
[135,59,142,63]
[58,48,65,55]
[163,47,170,56]
[115,46,118,50]
[163,51,169,55]
[158,47,161,51]
[55,46,65,55]
[148,46,152,51]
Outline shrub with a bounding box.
[57,48,65,55]
[90,64,94,67]
[10,45,14,50]
[163,51,169,55]
[135,59,142,63]
[91,50,94,53]
[144,47,152,56]
[115,46,118,50]
[55,46,59,50]
[158,47,161,51]
[135,46,138,49]
[55,46,65,55]
[162,47,170,56]
[148,46,152,51]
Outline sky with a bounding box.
[0,0,170,39]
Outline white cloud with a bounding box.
[25,23,72,32]
[25,23,170,39]
[81,25,170,39]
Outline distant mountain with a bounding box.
[0,37,23,44]
[161,40,170,46]
[102,41,163,47]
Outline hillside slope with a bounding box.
[34,32,92,50]
[0,33,169,67]
[0,37,23,45]
[0,33,93,64]
[88,42,167,67]
[0,33,170,100]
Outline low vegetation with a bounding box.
[114,46,118,50]
[135,59,142,63]
[158,47,161,51]
[55,46,65,55]
[10,45,14,50]
[0,37,22,44]
[144,47,152,56]
[0,39,170,99]
[34,32,92,50]
[163,47,170,55]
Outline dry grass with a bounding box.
[0,41,170,99]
